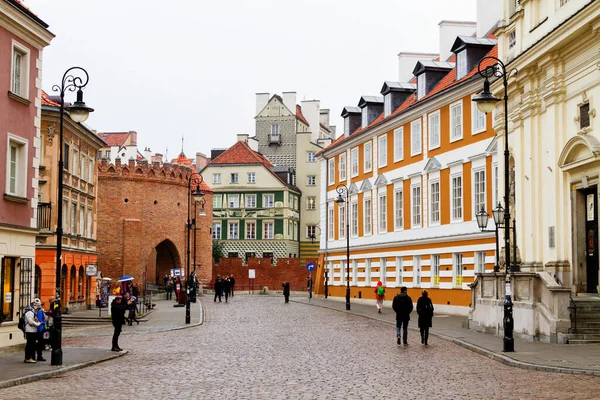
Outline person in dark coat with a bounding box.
[223,277,231,303]
[282,281,290,303]
[416,290,434,345]
[213,276,223,302]
[229,274,236,297]
[111,296,127,351]
[392,286,413,346]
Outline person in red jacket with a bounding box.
[374,280,385,314]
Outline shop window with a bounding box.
[1,258,16,322]
[78,266,85,300]
[70,265,76,300]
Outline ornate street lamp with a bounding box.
[473,56,517,352]
[191,197,206,303]
[51,67,94,366]
[186,173,204,324]
[335,184,350,310]
[476,203,505,272]
[309,225,327,299]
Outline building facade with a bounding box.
[469,0,600,342]
[96,130,141,164]
[203,138,301,263]
[254,93,334,265]
[0,0,53,347]
[318,18,500,315]
[34,92,106,312]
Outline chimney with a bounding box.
[397,52,438,82]
[320,109,330,130]
[476,0,501,38]
[195,152,208,171]
[247,137,259,151]
[282,92,297,115]
[128,130,137,146]
[438,21,476,62]
[237,134,249,142]
[256,93,270,116]
[144,147,151,161]
[300,100,320,142]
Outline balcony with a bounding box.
[268,133,281,145]
[37,202,52,231]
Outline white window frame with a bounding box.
[493,163,499,207]
[431,255,440,287]
[352,259,358,284]
[213,195,223,209]
[361,107,368,128]
[328,204,334,240]
[245,194,256,209]
[228,194,239,208]
[212,173,221,184]
[228,221,239,240]
[456,50,467,80]
[73,150,79,177]
[394,189,403,231]
[88,159,94,182]
[71,201,77,234]
[395,257,403,286]
[378,134,387,168]
[351,201,358,238]
[6,134,28,198]
[246,221,256,240]
[338,203,346,239]
[378,192,387,233]
[328,159,335,185]
[364,142,372,173]
[472,101,487,134]
[263,194,274,208]
[413,256,421,286]
[473,169,486,217]
[87,207,93,238]
[381,258,387,284]
[453,253,463,287]
[307,151,316,162]
[384,94,392,117]
[411,119,422,156]
[365,258,372,284]
[350,148,359,177]
[307,175,316,186]
[344,117,350,136]
[230,173,239,184]
[417,73,426,99]
[411,184,422,228]
[247,172,256,184]
[451,174,463,222]
[428,111,440,150]
[450,101,463,142]
[263,221,274,240]
[79,205,85,236]
[306,197,316,210]
[10,41,30,99]
[339,153,347,181]
[307,225,316,240]
[429,180,440,225]
[364,196,372,235]
[475,251,486,273]
[394,127,404,162]
[212,222,221,240]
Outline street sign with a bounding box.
[85,264,98,276]
[306,262,315,271]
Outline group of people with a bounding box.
[375,283,434,346]
[22,297,58,363]
[213,274,235,302]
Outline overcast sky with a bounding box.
[24,0,476,159]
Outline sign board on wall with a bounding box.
[248,269,255,279]
[86,264,98,276]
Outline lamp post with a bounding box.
[186,172,204,324]
[473,56,517,352]
[51,67,94,366]
[309,225,326,298]
[476,203,505,272]
[335,184,350,310]
[193,197,206,280]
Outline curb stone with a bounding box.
[293,299,600,376]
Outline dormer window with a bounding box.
[457,50,467,80]
[384,94,391,117]
[417,74,426,99]
[344,117,350,135]
[362,107,368,128]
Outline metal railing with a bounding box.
[568,295,577,334]
[37,202,52,230]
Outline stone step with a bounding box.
[567,339,600,344]
[572,321,600,329]
[570,328,600,334]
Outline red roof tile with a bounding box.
[296,105,310,126]
[209,141,273,167]
[41,91,59,107]
[97,132,132,147]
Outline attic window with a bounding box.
[384,94,391,117]
[456,50,467,80]
[417,74,426,99]
[361,107,368,128]
[344,117,350,135]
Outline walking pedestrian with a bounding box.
[213,276,223,302]
[416,290,434,345]
[111,296,126,351]
[229,274,235,297]
[307,276,313,299]
[35,301,47,361]
[128,296,139,325]
[23,299,42,363]
[392,286,413,346]
[282,281,290,303]
[374,280,385,314]
[163,274,169,288]
[223,277,231,303]
[166,278,173,300]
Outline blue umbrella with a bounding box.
[118,275,134,282]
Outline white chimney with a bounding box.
[320,109,330,128]
[397,52,439,82]
[247,137,259,151]
[237,134,249,142]
[438,21,476,62]
[282,91,297,115]
[300,100,321,142]
[256,93,270,116]
[144,147,151,161]
[477,0,501,38]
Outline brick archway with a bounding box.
[154,239,182,285]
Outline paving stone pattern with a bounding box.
[1,296,600,399]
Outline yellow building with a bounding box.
[319,23,500,315]
[470,0,600,343]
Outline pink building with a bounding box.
[0,0,53,348]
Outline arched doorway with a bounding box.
[154,239,181,285]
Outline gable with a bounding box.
[359,179,372,192]
[423,157,442,173]
[256,96,295,118]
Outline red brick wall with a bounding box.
[97,160,213,288]
[210,258,308,292]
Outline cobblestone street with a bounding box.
[1,296,600,399]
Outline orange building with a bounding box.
[36,92,106,311]
[318,22,501,315]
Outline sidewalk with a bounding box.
[293,296,600,376]
[0,298,203,388]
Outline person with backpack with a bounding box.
[417,290,434,345]
[392,286,413,346]
[35,301,47,361]
[22,299,43,363]
[374,281,385,314]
